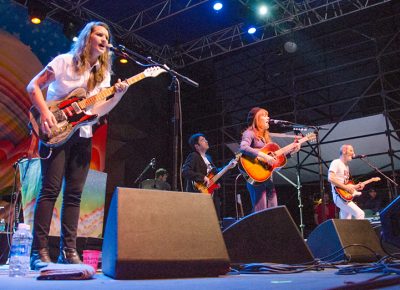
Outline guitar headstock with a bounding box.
[143,66,167,78]
[305,132,317,143]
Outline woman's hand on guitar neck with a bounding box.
[257,151,277,166]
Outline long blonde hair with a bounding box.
[70,21,112,89]
[248,108,271,143]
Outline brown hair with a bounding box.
[246,107,271,143]
[70,21,112,90]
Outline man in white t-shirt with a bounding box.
[328,144,365,219]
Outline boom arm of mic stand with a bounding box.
[161,65,199,88]
[359,157,398,187]
[134,163,152,185]
[113,46,199,88]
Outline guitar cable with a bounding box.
[38,147,53,160]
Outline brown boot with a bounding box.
[30,248,52,270]
[57,247,82,264]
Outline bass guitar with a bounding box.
[335,177,381,202]
[28,66,166,147]
[193,153,241,195]
[239,133,316,184]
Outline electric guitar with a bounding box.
[335,177,381,202]
[193,153,241,195]
[239,133,316,184]
[28,66,166,147]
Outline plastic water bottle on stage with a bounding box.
[0,206,6,232]
[9,223,33,277]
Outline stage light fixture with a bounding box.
[119,57,128,64]
[213,1,223,11]
[247,26,256,34]
[28,0,48,25]
[258,5,269,16]
[284,41,297,53]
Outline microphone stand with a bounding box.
[274,121,328,236]
[358,156,398,199]
[113,45,199,191]
[134,159,155,187]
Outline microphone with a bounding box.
[150,158,156,169]
[269,119,292,125]
[353,154,366,159]
[107,44,127,55]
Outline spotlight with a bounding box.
[258,5,269,16]
[28,0,48,25]
[213,2,223,11]
[247,26,256,34]
[119,57,128,64]
[284,41,297,53]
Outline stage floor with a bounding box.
[1,264,400,290]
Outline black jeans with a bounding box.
[32,132,92,250]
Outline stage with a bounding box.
[1,264,400,290]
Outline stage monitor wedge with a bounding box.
[307,219,385,262]
[102,187,230,279]
[223,206,314,264]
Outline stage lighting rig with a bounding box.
[28,0,48,24]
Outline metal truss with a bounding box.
[17,0,393,68]
[166,0,392,67]
[116,0,210,33]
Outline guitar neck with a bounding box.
[211,164,231,184]
[274,136,309,157]
[78,72,146,109]
[361,178,378,186]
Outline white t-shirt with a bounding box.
[200,153,213,174]
[328,158,350,195]
[46,53,111,138]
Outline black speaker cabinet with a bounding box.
[380,195,400,249]
[307,219,385,262]
[102,187,230,279]
[222,206,314,264]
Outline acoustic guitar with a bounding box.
[239,133,316,184]
[28,66,166,147]
[193,153,241,195]
[335,177,381,202]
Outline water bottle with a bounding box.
[0,206,5,232]
[9,223,33,277]
[0,218,5,232]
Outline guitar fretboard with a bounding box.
[78,72,145,109]
[211,163,231,184]
[274,136,310,157]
